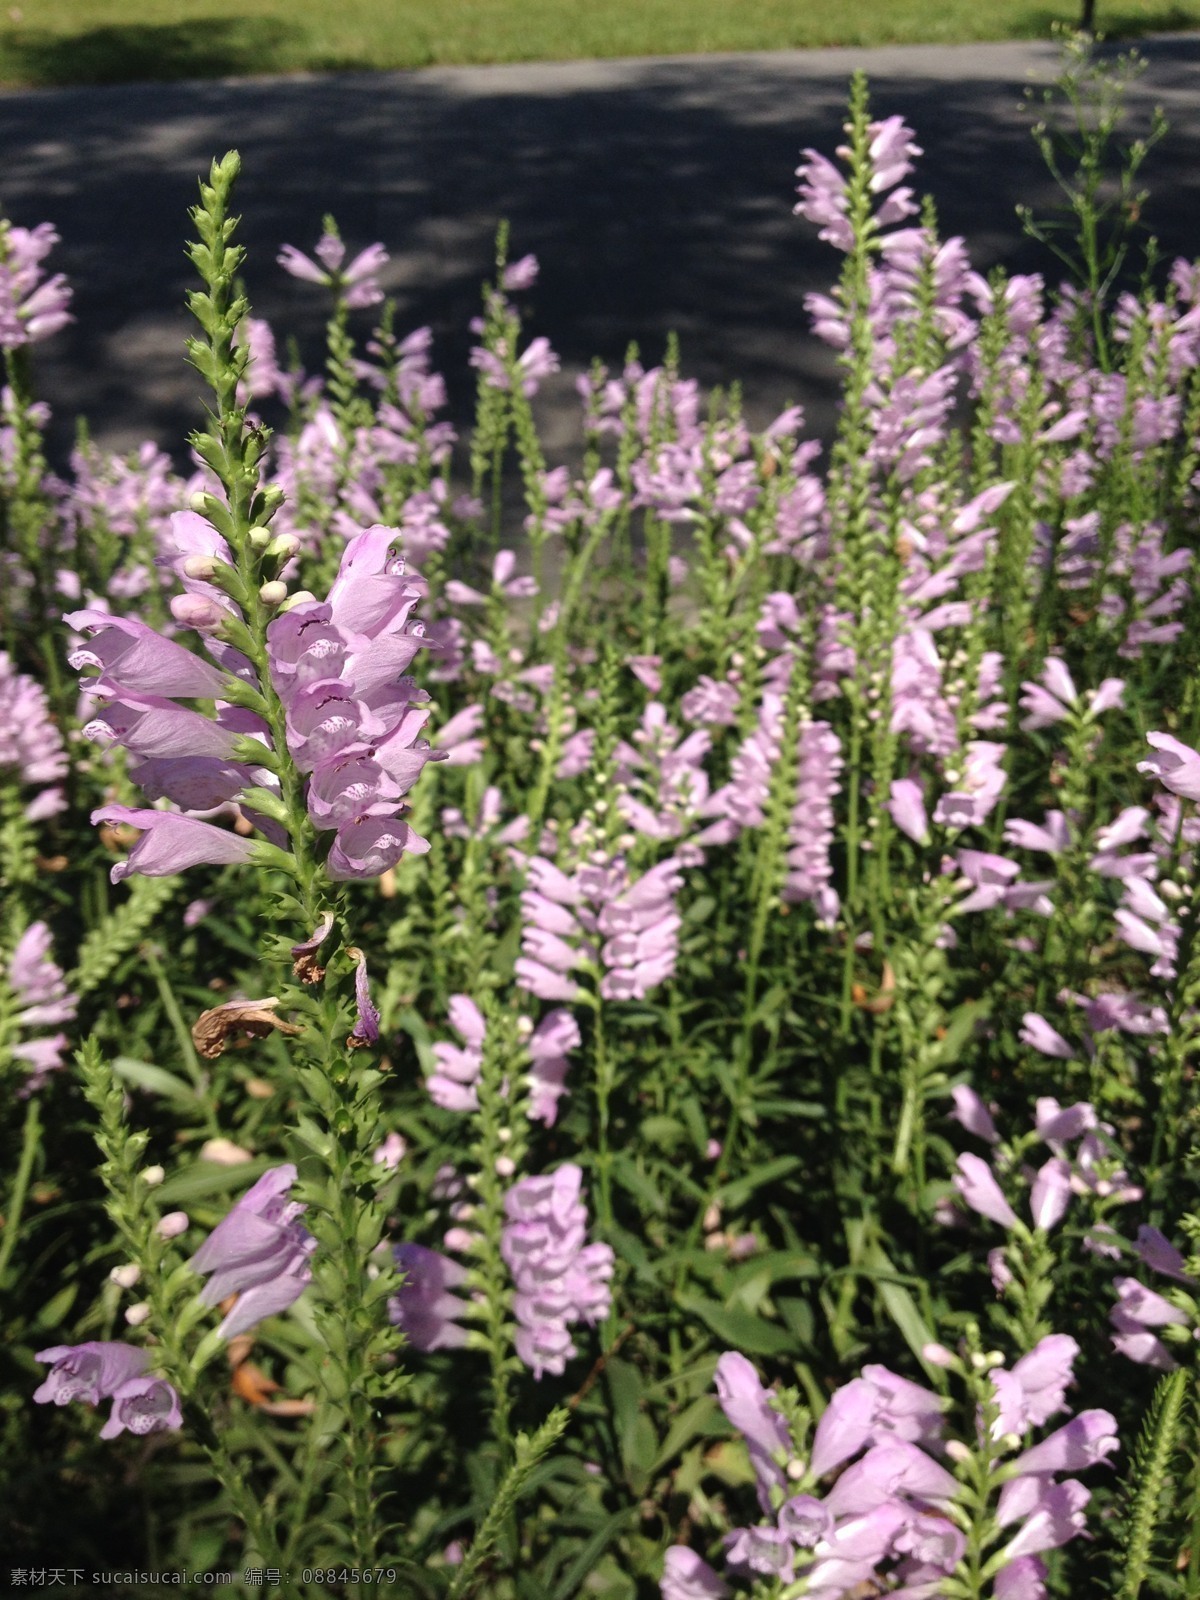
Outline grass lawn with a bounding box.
[0,0,1197,88]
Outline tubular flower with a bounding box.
[33,1341,182,1440]
[188,1164,316,1340]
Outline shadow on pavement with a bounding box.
[0,37,1198,467]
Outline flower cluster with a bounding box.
[500,1165,614,1378]
[427,993,580,1125]
[0,648,68,819]
[663,1344,1117,1598]
[34,1341,182,1440]
[1109,1226,1200,1369]
[68,521,438,882]
[277,228,388,309]
[516,853,685,1003]
[3,922,77,1092]
[0,220,73,349]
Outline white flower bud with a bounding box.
[495,1155,516,1178]
[259,580,288,606]
[140,1165,166,1188]
[110,1263,141,1289]
[182,555,217,580]
[279,589,318,613]
[266,533,301,560]
[156,1211,189,1240]
[124,1302,151,1327]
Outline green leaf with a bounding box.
[111,1056,200,1107]
[717,1155,803,1212]
[863,1242,939,1372]
[652,1394,722,1473]
[35,1282,79,1330]
[677,1295,795,1356]
[154,1158,273,1206]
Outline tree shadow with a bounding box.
[0,18,306,87]
[1026,3,1200,37]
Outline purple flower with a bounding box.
[994,1557,1048,1599]
[1033,1097,1096,1146]
[778,1495,832,1546]
[996,1477,1091,1559]
[1029,1158,1072,1231]
[990,1336,1078,1439]
[34,1341,150,1407]
[714,1352,792,1510]
[1139,732,1200,800]
[188,1164,316,1339]
[1135,1225,1196,1284]
[888,778,930,844]
[0,649,68,816]
[388,1243,470,1351]
[7,921,77,1091]
[99,1375,184,1439]
[949,1085,999,1144]
[1009,1411,1119,1476]
[724,1525,795,1581]
[0,222,73,347]
[1109,1277,1192,1370]
[278,233,388,307]
[66,610,227,698]
[1019,1014,1074,1060]
[527,1008,579,1126]
[34,1342,182,1441]
[501,1165,613,1378]
[953,1153,1019,1229]
[660,1547,730,1600]
[91,806,260,884]
[822,1437,958,1517]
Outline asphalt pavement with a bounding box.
[2,35,1200,467]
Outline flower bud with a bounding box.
[156,1211,189,1240]
[495,1155,516,1178]
[110,1263,142,1289]
[266,533,301,561]
[182,555,217,580]
[124,1302,151,1326]
[259,580,288,606]
[279,589,318,613]
[140,1165,166,1188]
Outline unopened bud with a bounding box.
[279,589,318,613]
[110,1263,141,1289]
[945,1440,971,1464]
[140,1165,165,1188]
[249,528,271,549]
[124,1302,151,1327]
[188,490,212,512]
[156,1211,189,1240]
[259,580,288,606]
[922,1342,957,1369]
[267,532,301,561]
[495,1155,516,1178]
[182,555,217,580]
[786,1457,807,1481]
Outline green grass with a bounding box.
[0,0,1196,88]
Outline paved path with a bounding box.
[2,35,1199,465]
